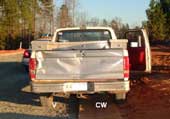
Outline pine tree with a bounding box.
[160,0,170,39]
[0,0,52,49]
[146,0,166,41]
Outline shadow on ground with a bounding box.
[0,62,40,106]
[0,113,67,119]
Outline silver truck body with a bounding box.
[30,27,130,101]
[31,49,129,93]
[36,50,124,80]
[28,27,152,114]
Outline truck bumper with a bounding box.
[31,81,130,94]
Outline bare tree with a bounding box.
[101,19,108,26]
[58,4,72,28]
[75,10,88,26]
[38,0,54,34]
[87,17,100,26]
[64,0,78,26]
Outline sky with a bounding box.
[55,0,151,27]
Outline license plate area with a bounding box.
[63,83,88,92]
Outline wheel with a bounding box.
[39,94,79,118]
[115,93,126,104]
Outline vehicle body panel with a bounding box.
[124,29,151,73]
[31,81,129,93]
[30,27,131,98]
[35,49,124,80]
[32,40,127,51]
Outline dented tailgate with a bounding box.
[35,49,124,80]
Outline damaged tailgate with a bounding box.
[35,49,124,81]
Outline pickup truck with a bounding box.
[29,27,151,115]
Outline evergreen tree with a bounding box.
[160,0,170,39]
[0,0,53,49]
[146,0,166,41]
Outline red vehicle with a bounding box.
[22,49,31,71]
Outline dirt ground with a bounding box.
[0,46,169,119]
[118,45,170,119]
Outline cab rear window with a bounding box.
[57,30,111,42]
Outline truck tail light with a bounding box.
[29,58,36,80]
[123,50,129,80]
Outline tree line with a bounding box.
[0,0,129,50]
[1,0,170,50]
[145,0,170,43]
[0,0,54,49]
